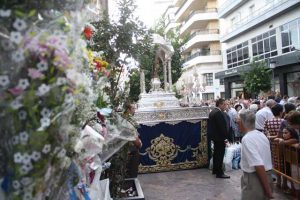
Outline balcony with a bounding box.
[183,50,222,69]
[218,0,247,18]
[173,0,186,7]
[174,0,209,23]
[180,8,218,36]
[174,0,193,22]
[165,19,178,33]
[182,29,220,53]
[221,0,300,42]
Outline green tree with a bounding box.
[242,60,272,96]
[128,68,140,102]
[128,44,157,102]
[89,0,152,108]
[152,16,166,36]
[88,0,152,197]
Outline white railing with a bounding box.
[188,29,219,40]
[175,0,189,15]
[183,8,218,24]
[184,50,221,63]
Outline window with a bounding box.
[231,13,241,29]
[221,92,225,99]
[252,29,277,60]
[287,72,300,96]
[226,41,249,68]
[280,18,300,54]
[204,73,213,86]
[220,79,224,85]
[231,17,236,26]
[202,93,214,101]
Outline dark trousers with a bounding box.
[126,150,140,178]
[213,140,225,176]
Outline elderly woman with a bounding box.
[264,104,284,140]
[279,103,296,133]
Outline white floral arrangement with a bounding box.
[0,1,95,199]
[0,1,139,200]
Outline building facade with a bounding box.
[216,0,300,98]
[165,0,224,101]
[88,0,109,20]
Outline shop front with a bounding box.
[215,65,252,99]
[270,51,300,97]
[216,51,300,99]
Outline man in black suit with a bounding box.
[208,98,230,178]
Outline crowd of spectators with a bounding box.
[217,94,300,198]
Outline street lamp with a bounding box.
[269,60,276,91]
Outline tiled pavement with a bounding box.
[138,169,293,200]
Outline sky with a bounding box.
[109,0,173,28]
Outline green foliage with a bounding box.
[128,69,140,102]
[241,60,272,95]
[95,92,108,108]
[152,16,166,36]
[90,0,152,107]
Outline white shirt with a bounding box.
[241,130,273,173]
[255,106,274,130]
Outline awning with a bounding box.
[215,64,251,79]
[269,51,300,67]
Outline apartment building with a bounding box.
[88,0,109,20]
[216,0,300,98]
[165,0,224,100]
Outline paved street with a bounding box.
[139,169,292,200]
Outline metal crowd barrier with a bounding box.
[270,140,300,185]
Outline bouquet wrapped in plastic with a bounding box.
[0,1,93,199]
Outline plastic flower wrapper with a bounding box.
[74,125,105,159]
[73,125,104,188]
[99,112,138,162]
[0,1,93,199]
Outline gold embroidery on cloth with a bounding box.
[146,134,179,166]
[139,120,208,173]
[138,161,199,173]
[192,120,208,167]
[158,112,166,120]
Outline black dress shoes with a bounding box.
[216,174,230,179]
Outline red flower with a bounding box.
[94,60,103,71]
[83,26,93,40]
